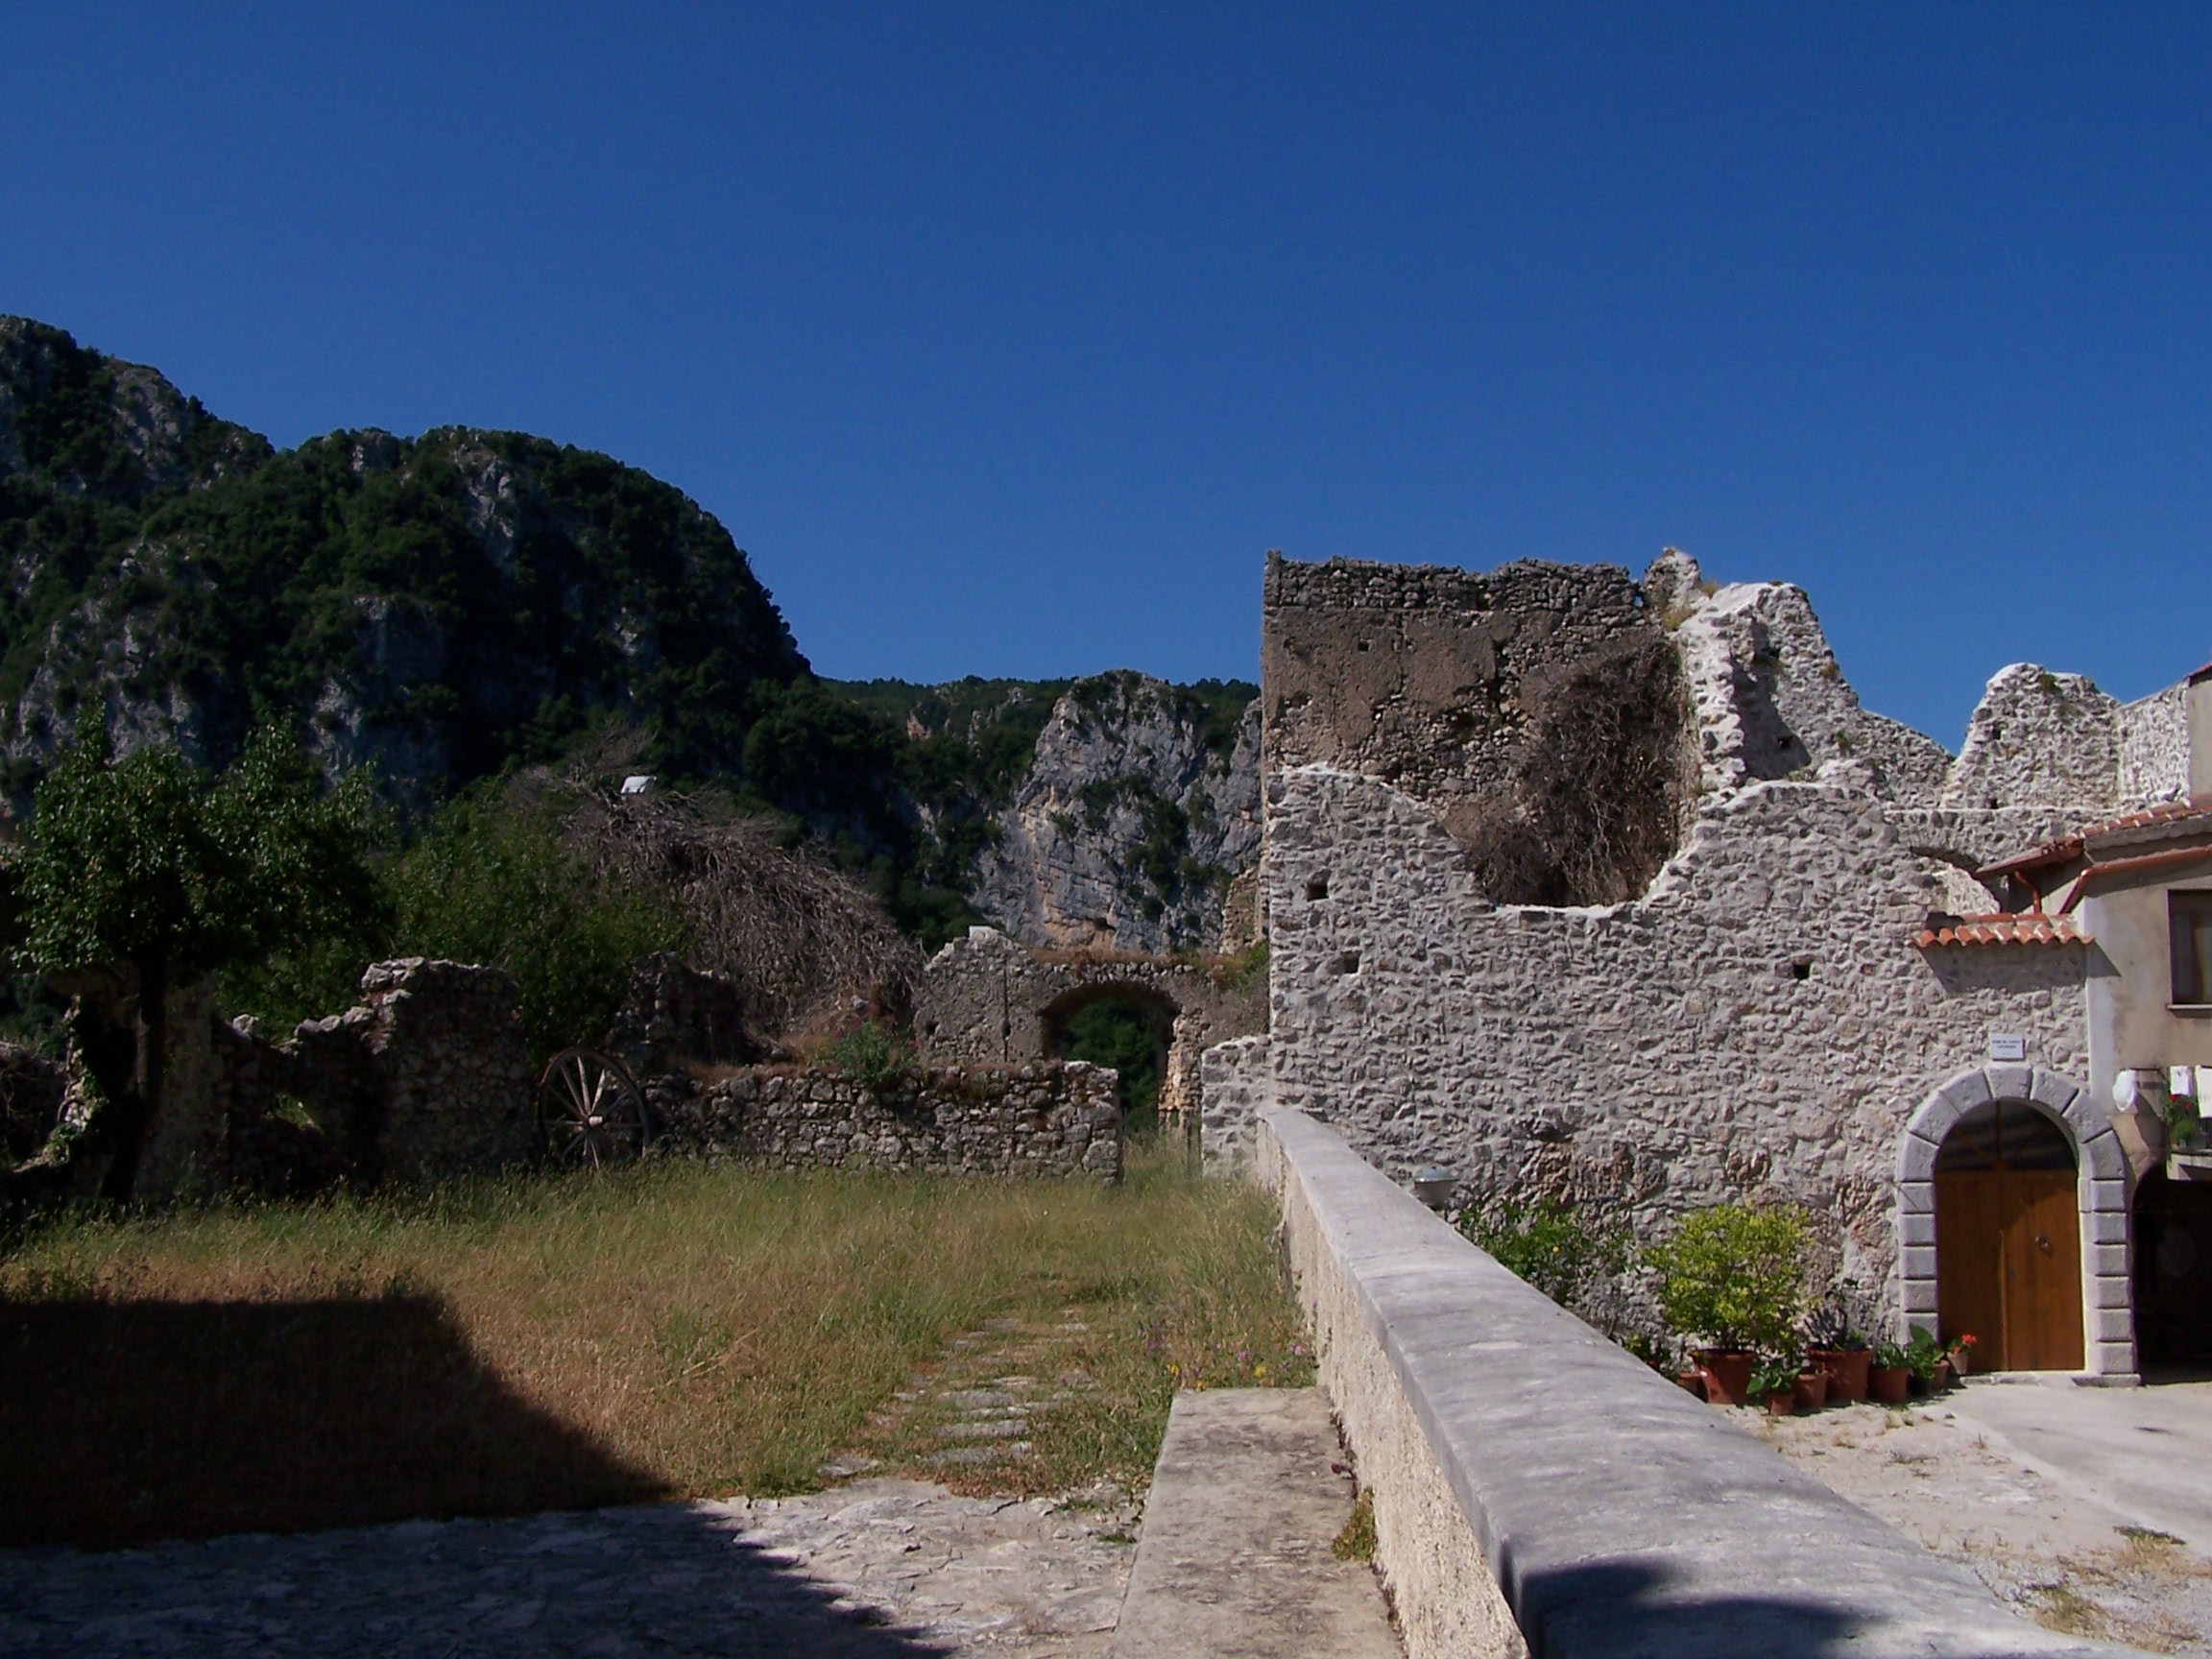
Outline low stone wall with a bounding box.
[212,958,531,1191]
[651,1061,1122,1180]
[1254,1106,2117,1659]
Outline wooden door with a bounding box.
[2005,1170,2084,1371]
[1936,1172,2005,1359]
[1936,1168,2083,1371]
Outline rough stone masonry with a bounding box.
[1235,546,2190,1372]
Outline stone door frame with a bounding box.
[1897,1065,2134,1379]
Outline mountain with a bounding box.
[0,318,805,801]
[0,319,1262,950]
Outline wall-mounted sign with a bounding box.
[1987,1034,2028,1062]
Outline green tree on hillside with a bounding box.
[16,725,382,1198]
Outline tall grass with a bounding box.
[0,1145,1308,1544]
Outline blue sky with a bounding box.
[2,5,2205,746]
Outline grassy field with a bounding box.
[0,1143,1310,1547]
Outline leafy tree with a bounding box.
[388,796,683,1065]
[17,724,382,1197]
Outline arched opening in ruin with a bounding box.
[2132,1173,2212,1373]
[1934,1100,2084,1372]
[1041,985,1176,1139]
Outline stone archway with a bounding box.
[1896,1066,2132,1379]
[1041,983,1179,1134]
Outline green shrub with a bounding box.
[390,795,682,1065]
[1645,1203,1810,1355]
[1749,1356,1802,1398]
[825,1018,908,1092]
[1458,1196,1628,1311]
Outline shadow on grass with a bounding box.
[0,1289,668,1549]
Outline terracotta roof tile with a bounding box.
[1914,913,2089,949]
[1981,798,2212,879]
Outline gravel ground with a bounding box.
[1757,1399,2212,1653]
[0,1479,1142,1658]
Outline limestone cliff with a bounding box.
[968,672,1261,952]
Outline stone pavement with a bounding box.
[1945,1379,2212,1552]
[0,1479,1140,1658]
[1112,1389,1399,1659]
[1759,1396,2212,1652]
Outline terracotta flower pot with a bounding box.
[1933,1358,1955,1390]
[1949,1343,1972,1378]
[1675,1371,1708,1401]
[1793,1370,1829,1410]
[1869,1364,1911,1405]
[1697,1349,1756,1407]
[1813,1347,1872,1404]
[1766,1388,1796,1416]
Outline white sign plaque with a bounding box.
[1987,1034,2028,1062]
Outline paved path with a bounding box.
[1948,1379,2212,1551]
[0,1480,1139,1658]
[1760,1394,2212,1652]
[1112,1389,1399,1659]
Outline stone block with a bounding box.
[2091,1302,2136,1344]
[1984,1064,2034,1104]
[1940,1070,1995,1114]
[1898,1211,1936,1249]
[2029,1068,2082,1116]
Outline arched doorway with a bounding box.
[1935,1100,2084,1371]
[1042,986,1175,1138]
[2133,1173,2212,1371]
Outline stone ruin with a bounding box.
[2,946,1131,1201]
[1220,542,2198,1372]
[909,925,1267,1127]
[2,958,538,1203]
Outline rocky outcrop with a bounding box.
[968,672,1261,951]
[0,318,807,807]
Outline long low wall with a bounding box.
[651,1061,1123,1180]
[1253,1107,2123,1659]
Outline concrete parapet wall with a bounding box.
[652,1060,1122,1180]
[1253,1106,2122,1659]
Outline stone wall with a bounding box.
[913,926,1265,1124]
[1265,761,2090,1328]
[648,1060,1121,1180]
[1198,1034,1271,1177]
[1260,551,1656,820]
[158,958,530,1195]
[605,952,757,1077]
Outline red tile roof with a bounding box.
[1980,798,2212,880]
[1914,913,2089,949]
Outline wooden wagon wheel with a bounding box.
[538,1047,650,1166]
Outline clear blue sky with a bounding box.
[3,5,2205,747]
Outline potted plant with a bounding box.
[1868,1339,1913,1404]
[1903,1326,1949,1394]
[1647,1204,1811,1408]
[1946,1332,1978,1379]
[1804,1305,1875,1404]
[1792,1361,1830,1410]
[1751,1356,1800,1415]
